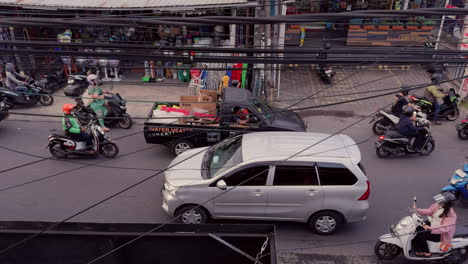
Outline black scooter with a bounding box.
[318,65,335,84]
[375,117,435,158]
[0,79,54,107]
[38,69,67,93]
[410,88,460,121]
[47,118,119,158]
[73,92,132,129]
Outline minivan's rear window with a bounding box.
[317,163,357,186]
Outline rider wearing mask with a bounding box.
[424,73,446,125]
[4,63,29,98]
[397,108,425,151]
[391,88,410,117]
[62,104,94,153]
[412,192,457,257]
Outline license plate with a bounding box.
[67,80,74,84]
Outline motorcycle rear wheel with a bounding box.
[100,142,119,158]
[39,95,54,106]
[118,113,133,129]
[372,118,392,135]
[457,126,468,140]
[49,142,67,158]
[446,109,460,121]
[419,139,435,156]
[376,143,392,158]
[374,241,402,261]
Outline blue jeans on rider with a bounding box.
[433,100,440,122]
[69,132,93,149]
[14,86,29,98]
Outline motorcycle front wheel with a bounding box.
[446,109,460,121]
[372,118,392,135]
[457,126,468,140]
[39,95,54,106]
[419,139,435,156]
[374,241,402,260]
[100,142,119,158]
[118,113,133,129]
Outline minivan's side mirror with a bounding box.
[216,180,227,190]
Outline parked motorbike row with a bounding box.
[370,88,461,158]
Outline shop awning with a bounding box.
[0,0,253,10]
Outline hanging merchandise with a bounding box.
[142,61,151,82]
[225,65,232,86]
[241,63,248,88]
[149,60,156,82]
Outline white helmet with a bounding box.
[87,74,98,84]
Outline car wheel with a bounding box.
[374,241,402,260]
[176,205,209,224]
[172,140,194,156]
[308,211,343,235]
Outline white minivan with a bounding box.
[162,132,370,234]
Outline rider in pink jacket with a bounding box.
[412,193,457,256]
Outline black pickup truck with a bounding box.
[144,88,306,155]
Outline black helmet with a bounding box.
[400,87,410,96]
[231,79,239,87]
[431,73,443,83]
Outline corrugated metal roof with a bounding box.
[0,0,250,10]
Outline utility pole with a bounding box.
[458,6,468,99]
[253,0,266,98]
[434,0,450,50]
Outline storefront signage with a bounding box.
[346,28,431,46]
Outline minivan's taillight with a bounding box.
[358,180,370,200]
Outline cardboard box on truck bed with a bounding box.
[180,95,217,115]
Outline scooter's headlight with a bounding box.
[97,126,104,134]
[396,218,410,230]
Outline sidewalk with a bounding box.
[274,65,454,118]
[6,77,188,124]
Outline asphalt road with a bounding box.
[1,114,468,264]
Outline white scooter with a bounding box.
[374,197,468,263]
[370,109,427,135]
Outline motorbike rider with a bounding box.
[396,108,426,151]
[411,192,457,257]
[86,74,110,132]
[232,106,250,125]
[424,73,446,125]
[4,63,30,99]
[391,88,411,117]
[62,104,94,153]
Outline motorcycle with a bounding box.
[73,92,132,129]
[410,88,460,121]
[370,109,427,135]
[0,79,54,107]
[0,96,11,122]
[441,164,468,201]
[374,198,468,263]
[38,69,67,93]
[47,118,119,158]
[318,65,335,84]
[63,74,89,97]
[375,117,435,158]
[456,116,468,140]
